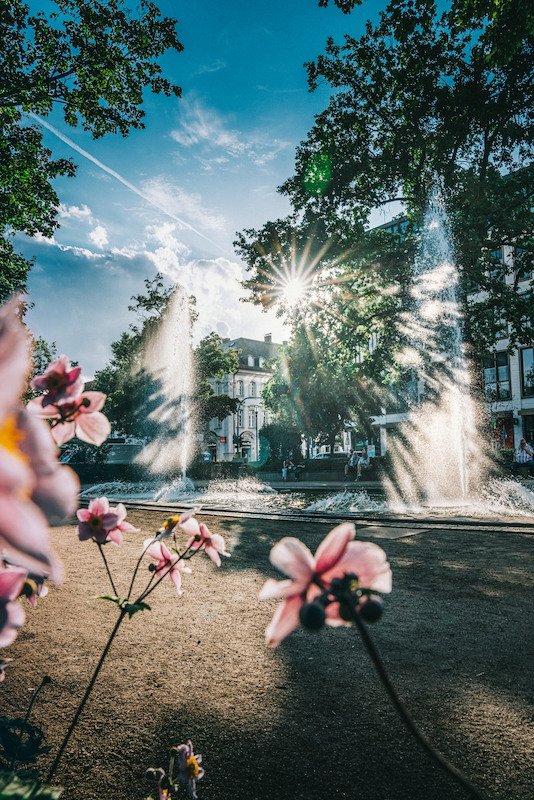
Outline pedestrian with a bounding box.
[511,438,534,476]
[344,449,358,480]
[355,446,370,481]
[281,459,288,481]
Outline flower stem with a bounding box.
[46,609,127,782]
[10,676,51,771]
[126,537,155,600]
[97,543,118,597]
[349,606,489,800]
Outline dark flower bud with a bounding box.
[359,595,384,623]
[338,600,354,622]
[299,601,326,631]
[81,397,91,407]
[329,577,344,596]
[148,563,157,572]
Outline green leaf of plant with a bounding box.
[0,770,63,798]
[123,601,151,618]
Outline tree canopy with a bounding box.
[1,0,183,300]
[237,0,533,431]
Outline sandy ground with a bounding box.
[3,510,534,800]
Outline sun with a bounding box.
[280,276,308,307]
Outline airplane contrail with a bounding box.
[27,112,230,255]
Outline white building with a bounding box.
[202,335,280,462]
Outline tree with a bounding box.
[237,0,534,366]
[195,333,239,427]
[263,327,382,452]
[1,0,183,299]
[258,421,303,464]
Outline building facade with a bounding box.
[202,335,280,462]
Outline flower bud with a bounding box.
[359,595,384,623]
[299,601,326,631]
[148,563,157,572]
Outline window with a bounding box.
[482,352,511,401]
[237,409,244,427]
[237,380,244,397]
[248,408,257,428]
[247,355,254,366]
[258,357,265,368]
[215,381,222,396]
[250,381,256,397]
[521,348,534,397]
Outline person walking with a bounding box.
[281,459,288,481]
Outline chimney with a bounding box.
[264,333,272,343]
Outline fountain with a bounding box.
[134,284,195,489]
[79,194,534,522]
[382,191,490,510]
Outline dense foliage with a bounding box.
[0,0,183,299]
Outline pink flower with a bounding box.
[28,391,110,446]
[186,521,229,567]
[30,355,83,407]
[77,498,121,545]
[144,539,191,595]
[259,523,392,647]
[0,298,77,580]
[0,298,31,415]
[0,566,27,648]
[175,740,204,800]
[109,503,139,536]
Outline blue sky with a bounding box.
[20,0,386,375]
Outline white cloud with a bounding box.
[57,203,93,221]
[89,224,109,248]
[32,232,104,260]
[170,98,290,167]
[141,177,227,232]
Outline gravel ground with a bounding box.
[3,510,534,800]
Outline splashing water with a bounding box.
[384,191,489,507]
[135,285,195,477]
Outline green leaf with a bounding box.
[0,770,62,799]
[97,595,124,606]
[123,601,151,618]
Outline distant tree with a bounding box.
[0,0,183,299]
[195,332,239,426]
[23,333,58,402]
[263,328,382,453]
[258,421,303,464]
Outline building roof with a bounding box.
[224,336,280,372]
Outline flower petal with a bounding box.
[204,544,221,566]
[78,391,106,414]
[258,578,298,600]
[323,541,392,593]
[88,497,109,515]
[106,528,124,546]
[314,522,356,575]
[265,595,303,648]
[51,421,76,446]
[269,537,314,584]
[0,567,27,601]
[0,496,61,581]
[26,397,61,419]
[75,412,110,446]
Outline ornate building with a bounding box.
[203,335,280,462]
